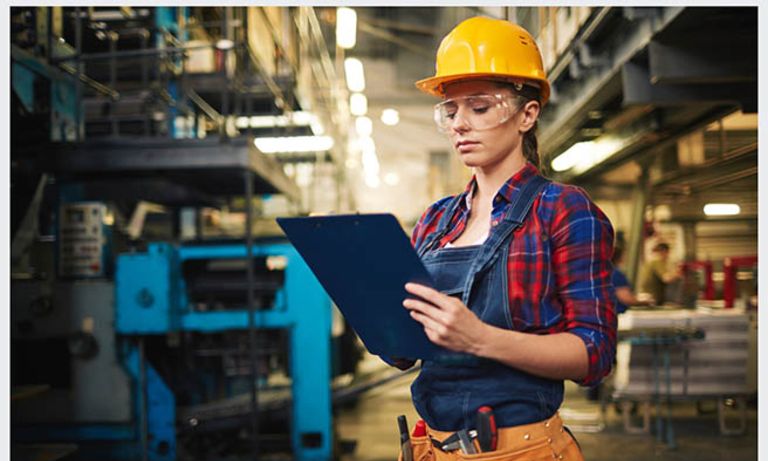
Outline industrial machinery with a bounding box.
[13,238,336,461]
[10,139,346,461]
[114,240,334,460]
[11,6,364,460]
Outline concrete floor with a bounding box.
[336,355,757,461]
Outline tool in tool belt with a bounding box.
[476,406,498,452]
[398,415,413,461]
[412,419,427,437]
[457,429,477,454]
[431,429,478,451]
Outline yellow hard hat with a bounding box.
[416,16,551,105]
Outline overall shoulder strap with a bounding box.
[503,174,551,225]
[416,193,465,257]
[458,175,551,304]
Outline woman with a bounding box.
[388,17,616,461]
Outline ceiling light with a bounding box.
[703,203,740,216]
[355,116,373,137]
[381,108,400,126]
[551,138,623,173]
[358,136,375,154]
[236,111,322,132]
[253,136,334,154]
[551,142,588,172]
[336,7,357,49]
[344,57,366,92]
[216,39,235,50]
[350,93,367,116]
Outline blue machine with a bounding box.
[14,239,333,461]
[115,241,333,461]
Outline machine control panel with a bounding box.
[58,202,112,278]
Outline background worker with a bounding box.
[639,242,682,306]
[612,242,652,314]
[384,16,616,461]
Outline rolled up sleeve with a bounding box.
[550,186,617,387]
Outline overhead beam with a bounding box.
[622,61,757,112]
[648,40,756,85]
[539,7,685,159]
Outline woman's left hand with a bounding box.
[403,282,490,354]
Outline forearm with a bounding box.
[616,287,640,306]
[472,325,589,381]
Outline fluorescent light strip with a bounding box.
[254,136,334,154]
[703,203,740,216]
[355,116,373,137]
[336,8,357,49]
[344,57,366,92]
[235,111,324,135]
[551,139,623,173]
[350,93,367,116]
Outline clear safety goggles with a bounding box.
[433,93,523,133]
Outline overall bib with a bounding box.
[403,175,584,460]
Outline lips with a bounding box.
[455,140,480,152]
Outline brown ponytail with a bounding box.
[522,121,541,171]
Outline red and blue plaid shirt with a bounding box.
[411,163,616,387]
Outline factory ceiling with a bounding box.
[10,6,758,227]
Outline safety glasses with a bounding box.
[433,93,522,133]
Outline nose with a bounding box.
[450,107,472,133]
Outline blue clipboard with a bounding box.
[276,213,445,360]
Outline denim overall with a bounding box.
[411,175,563,432]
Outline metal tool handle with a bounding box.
[476,406,497,452]
[398,415,413,461]
[457,429,477,454]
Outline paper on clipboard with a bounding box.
[276,213,445,360]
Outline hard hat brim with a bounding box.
[415,73,550,106]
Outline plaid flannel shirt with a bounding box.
[410,163,616,386]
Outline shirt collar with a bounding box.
[461,162,541,210]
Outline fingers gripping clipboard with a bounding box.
[277,214,445,360]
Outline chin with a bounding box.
[459,157,482,168]
[458,153,488,168]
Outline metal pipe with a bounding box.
[74,7,83,142]
[47,8,53,62]
[141,30,150,135]
[718,118,727,157]
[244,44,285,111]
[109,31,119,136]
[58,62,120,100]
[244,169,260,458]
[51,43,219,63]
[233,8,244,129]
[186,89,221,124]
[220,7,230,141]
[652,142,757,188]
[626,164,650,286]
[246,93,252,138]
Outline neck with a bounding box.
[474,151,528,199]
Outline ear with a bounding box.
[518,100,541,134]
